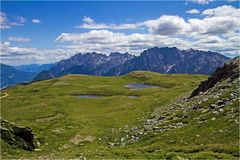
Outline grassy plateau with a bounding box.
[2,71,237,159]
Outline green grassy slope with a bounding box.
[1,71,209,159]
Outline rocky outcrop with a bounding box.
[190,57,239,98]
[0,119,36,151]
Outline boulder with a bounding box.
[0,119,36,151]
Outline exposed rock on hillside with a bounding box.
[0,119,36,151]
[191,57,239,97]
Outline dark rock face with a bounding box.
[190,57,239,98]
[107,47,229,76]
[33,52,135,81]
[12,126,35,149]
[1,119,36,151]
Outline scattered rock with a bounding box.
[1,119,36,151]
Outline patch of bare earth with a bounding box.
[70,135,96,145]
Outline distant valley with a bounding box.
[0,63,53,88]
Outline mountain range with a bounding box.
[0,47,231,87]
[33,47,229,81]
[33,52,135,81]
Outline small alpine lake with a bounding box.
[77,95,140,99]
[126,83,161,90]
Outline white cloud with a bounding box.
[186,9,200,14]
[8,37,30,42]
[144,15,189,35]
[55,29,239,57]
[56,4,240,57]
[76,16,140,30]
[1,5,240,65]
[188,0,213,5]
[0,12,26,29]
[143,5,239,37]
[82,16,94,23]
[32,19,41,24]
[77,5,239,37]
[202,5,240,17]
[0,12,10,29]
[0,41,75,65]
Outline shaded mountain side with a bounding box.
[14,63,54,73]
[32,70,55,82]
[190,57,239,98]
[33,52,135,81]
[107,47,229,76]
[0,64,36,88]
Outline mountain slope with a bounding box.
[33,52,135,81]
[15,63,53,73]
[107,47,230,75]
[112,57,239,159]
[0,64,35,88]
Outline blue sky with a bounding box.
[1,0,239,65]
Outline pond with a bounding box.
[78,95,140,99]
[78,95,103,98]
[126,83,160,90]
[128,95,139,98]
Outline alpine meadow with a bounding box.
[0,1,239,159]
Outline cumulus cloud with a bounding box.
[32,19,41,24]
[202,5,239,17]
[77,5,239,37]
[56,5,240,57]
[8,37,30,42]
[144,5,239,37]
[186,9,200,14]
[55,29,239,57]
[144,15,189,35]
[0,12,26,29]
